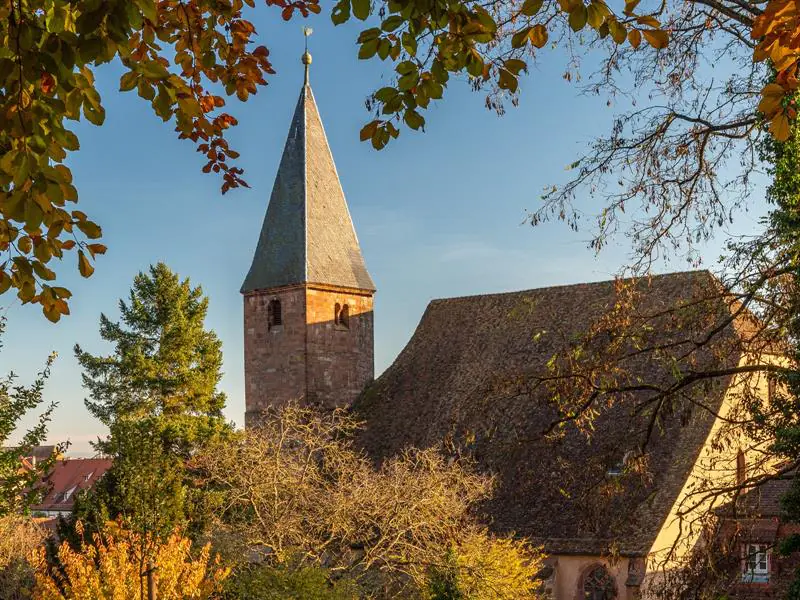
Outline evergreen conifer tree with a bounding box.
[64,263,229,541]
[75,262,228,455]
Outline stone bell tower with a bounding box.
[241,47,376,427]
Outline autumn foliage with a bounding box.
[0,0,797,318]
[33,522,229,600]
[0,0,309,319]
[752,0,800,139]
[195,404,545,597]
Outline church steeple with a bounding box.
[241,45,374,295]
[241,48,376,425]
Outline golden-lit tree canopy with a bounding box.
[194,404,545,597]
[34,522,229,600]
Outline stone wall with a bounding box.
[244,284,375,424]
[243,286,307,426]
[305,285,374,409]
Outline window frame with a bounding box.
[581,564,617,600]
[741,542,770,584]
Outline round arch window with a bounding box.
[583,566,616,600]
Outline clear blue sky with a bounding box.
[1,12,769,455]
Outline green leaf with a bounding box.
[398,71,419,91]
[375,87,398,102]
[397,60,417,75]
[512,27,532,48]
[521,0,544,15]
[382,15,404,31]
[83,104,106,126]
[136,0,158,22]
[331,0,350,24]
[357,28,380,43]
[403,109,424,130]
[140,61,169,80]
[358,39,379,60]
[466,50,484,77]
[352,0,370,20]
[569,4,588,31]
[12,154,29,188]
[504,59,527,76]
[402,32,418,55]
[497,68,519,93]
[377,39,391,60]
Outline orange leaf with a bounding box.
[642,29,669,49]
[770,112,790,141]
[628,29,642,49]
[529,24,549,48]
[40,73,56,95]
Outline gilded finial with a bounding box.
[302,27,313,84]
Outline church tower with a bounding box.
[241,48,376,426]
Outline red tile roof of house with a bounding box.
[31,458,111,513]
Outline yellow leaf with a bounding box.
[569,4,588,31]
[43,306,61,323]
[758,93,783,116]
[635,15,660,27]
[624,0,640,15]
[642,29,669,49]
[608,19,627,44]
[770,112,790,141]
[78,250,94,278]
[770,44,797,72]
[587,2,604,28]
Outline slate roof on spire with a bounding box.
[241,75,375,294]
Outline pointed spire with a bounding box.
[241,41,375,295]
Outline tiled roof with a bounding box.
[240,77,374,293]
[31,458,111,512]
[718,473,797,519]
[355,270,754,556]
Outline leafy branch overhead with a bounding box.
[347,0,672,149]
[0,0,318,321]
[2,0,798,320]
[345,0,800,150]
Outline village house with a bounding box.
[30,457,111,520]
[240,52,783,598]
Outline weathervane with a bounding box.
[302,27,313,84]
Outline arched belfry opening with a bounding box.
[267,299,282,330]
